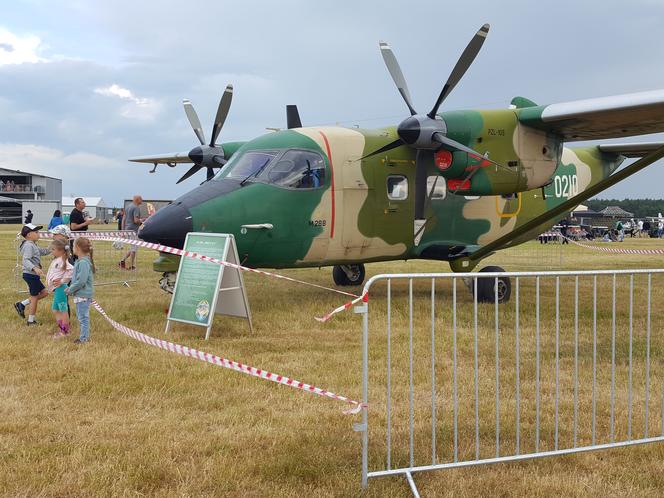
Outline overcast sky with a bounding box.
[2,0,664,206]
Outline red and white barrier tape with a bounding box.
[38,230,138,239]
[315,292,368,322]
[91,300,364,414]
[73,234,360,300]
[565,236,664,255]
[32,230,363,321]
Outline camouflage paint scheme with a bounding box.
[149,103,623,273]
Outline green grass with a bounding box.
[2,226,664,497]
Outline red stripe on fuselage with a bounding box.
[318,131,335,239]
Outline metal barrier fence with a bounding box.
[14,230,139,292]
[354,269,664,497]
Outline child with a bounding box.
[46,239,74,337]
[15,224,50,325]
[65,237,95,344]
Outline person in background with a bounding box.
[559,217,570,244]
[66,237,95,344]
[115,208,124,231]
[24,210,33,224]
[69,198,95,261]
[48,209,63,230]
[14,223,50,325]
[69,198,94,232]
[616,219,624,242]
[658,219,664,238]
[643,219,652,238]
[46,239,74,337]
[119,195,144,270]
[638,219,644,238]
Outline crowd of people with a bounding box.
[0,179,33,192]
[552,216,664,244]
[13,195,146,344]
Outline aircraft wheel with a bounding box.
[333,264,366,286]
[472,266,511,304]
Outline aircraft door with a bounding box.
[339,158,375,259]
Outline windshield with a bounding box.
[221,150,278,180]
[265,150,326,189]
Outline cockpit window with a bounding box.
[223,151,278,180]
[266,150,326,189]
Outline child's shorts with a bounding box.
[23,273,45,296]
[51,285,68,312]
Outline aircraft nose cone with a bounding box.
[397,116,421,145]
[188,146,204,164]
[139,202,193,249]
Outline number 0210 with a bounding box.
[553,174,578,198]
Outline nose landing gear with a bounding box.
[332,264,366,287]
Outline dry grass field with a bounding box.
[2,225,664,497]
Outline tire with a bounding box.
[473,266,511,303]
[332,264,366,286]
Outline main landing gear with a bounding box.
[468,265,512,303]
[332,264,366,286]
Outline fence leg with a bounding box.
[405,471,421,498]
[354,303,369,490]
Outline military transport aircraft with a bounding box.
[131,23,664,302]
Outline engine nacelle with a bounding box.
[437,110,562,196]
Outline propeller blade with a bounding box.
[360,138,404,159]
[176,164,202,184]
[183,99,206,145]
[379,41,417,116]
[210,84,233,146]
[432,132,501,168]
[286,104,302,129]
[428,23,490,118]
[206,167,216,181]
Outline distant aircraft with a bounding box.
[131,24,664,302]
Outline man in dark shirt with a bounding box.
[69,198,94,232]
[24,210,33,224]
[559,218,570,244]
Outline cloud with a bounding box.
[93,83,161,120]
[0,28,45,65]
[0,143,123,199]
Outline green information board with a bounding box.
[168,233,229,327]
[166,232,252,339]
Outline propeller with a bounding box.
[367,24,495,240]
[177,84,233,184]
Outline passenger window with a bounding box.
[387,175,408,200]
[427,176,446,200]
[266,150,326,189]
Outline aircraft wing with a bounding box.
[460,145,664,262]
[129,152,192,165]
[518,89,664,141]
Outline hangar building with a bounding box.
[0,168,63,224]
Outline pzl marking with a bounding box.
[131,23,664,301]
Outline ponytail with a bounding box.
[89,246,96,274]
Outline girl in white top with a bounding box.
[46,239,74,337]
